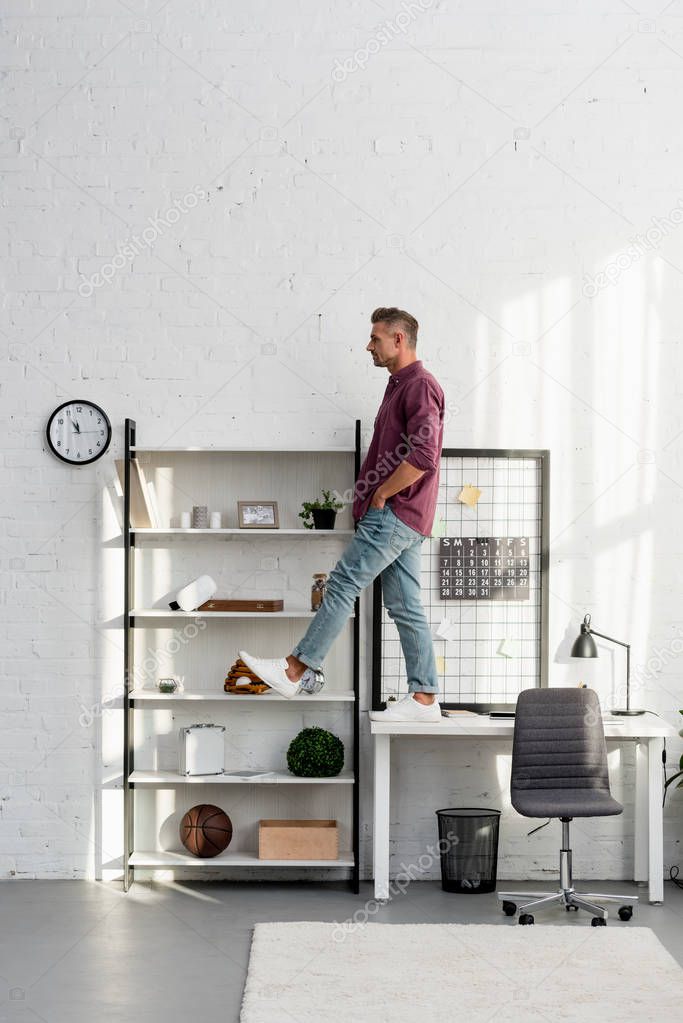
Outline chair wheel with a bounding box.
[618,906,633,921]
[591,917,607,927]
[519,913,534,925]
[565,905,579,912]
[502,901,517,917]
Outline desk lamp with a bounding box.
[571,613,644,716]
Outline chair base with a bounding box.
[497,819,638,924]
[497,886,638,921]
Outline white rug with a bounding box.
[240,921,683,1022]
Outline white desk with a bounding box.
[371,713,676,904]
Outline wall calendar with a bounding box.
[439,536,530,600]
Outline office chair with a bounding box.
[497,687,638,926]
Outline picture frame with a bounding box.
[237,501,279,529]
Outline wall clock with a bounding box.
[46,399,112,465]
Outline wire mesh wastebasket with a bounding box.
[435,808,501,893]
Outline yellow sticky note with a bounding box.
[458,484,482,509]
[436,655,446,674]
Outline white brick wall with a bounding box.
[1,1,682,882]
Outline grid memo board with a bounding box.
[372,449,549,711]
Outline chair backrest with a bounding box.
[511,688,611,800]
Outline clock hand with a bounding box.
[72,420,80,433]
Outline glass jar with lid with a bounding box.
[311,572,328,611]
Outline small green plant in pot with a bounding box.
[287,726,344,777]
[299,489,343,530]
[664,710,683,803]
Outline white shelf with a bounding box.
[129,849,355,868]
[130,446,355,453]
[129,609,349,619]
[129,689,355,702]
[131,528,353,537]
[124,425,360,887]
[130,770,355,785]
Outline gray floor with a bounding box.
[2,878,682,1022]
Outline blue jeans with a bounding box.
[293,504,439,693]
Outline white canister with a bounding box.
[180,511,191,528]
[209,511,222,529]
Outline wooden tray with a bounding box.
[198,598,284,612]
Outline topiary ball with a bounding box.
[286,726,344,777]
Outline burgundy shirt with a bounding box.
[353,360,445,537]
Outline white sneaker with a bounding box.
[369,693,442,722]
[238,650,301,699]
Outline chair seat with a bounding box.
[512,787,623,818]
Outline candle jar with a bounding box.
[157,676,184,694]
[192,505,208,528]
[311,573,328,612]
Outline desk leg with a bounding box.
[647,736,664,904]
[634,740,648,886]
[373,734,390,900]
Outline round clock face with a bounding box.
[46,400,112,465]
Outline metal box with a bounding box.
[178,723,225,776]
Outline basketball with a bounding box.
[180,804,233,858]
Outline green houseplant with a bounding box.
[299,489,343,530]
[287,727,344,777]
[664,710,683,803]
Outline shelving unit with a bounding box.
[132,528,355,537]
[123,418,361,892]
[129,689,355,702]
[129,770,356,786]
[129,850,355,868]
[130,609,342,619]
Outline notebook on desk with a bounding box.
[440,710,516,719]
[441,709,482,718]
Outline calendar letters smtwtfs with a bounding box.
[439,536,530,601]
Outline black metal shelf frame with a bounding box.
[123,418,362,893]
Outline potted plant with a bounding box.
[664,710,683,803]
[299,489,343,530]
[286,727,344,777]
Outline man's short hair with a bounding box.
[371,307,419,348]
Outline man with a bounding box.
[240,306,445,722]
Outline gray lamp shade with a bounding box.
[571,614,598,658]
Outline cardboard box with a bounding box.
[258,819,338,860]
